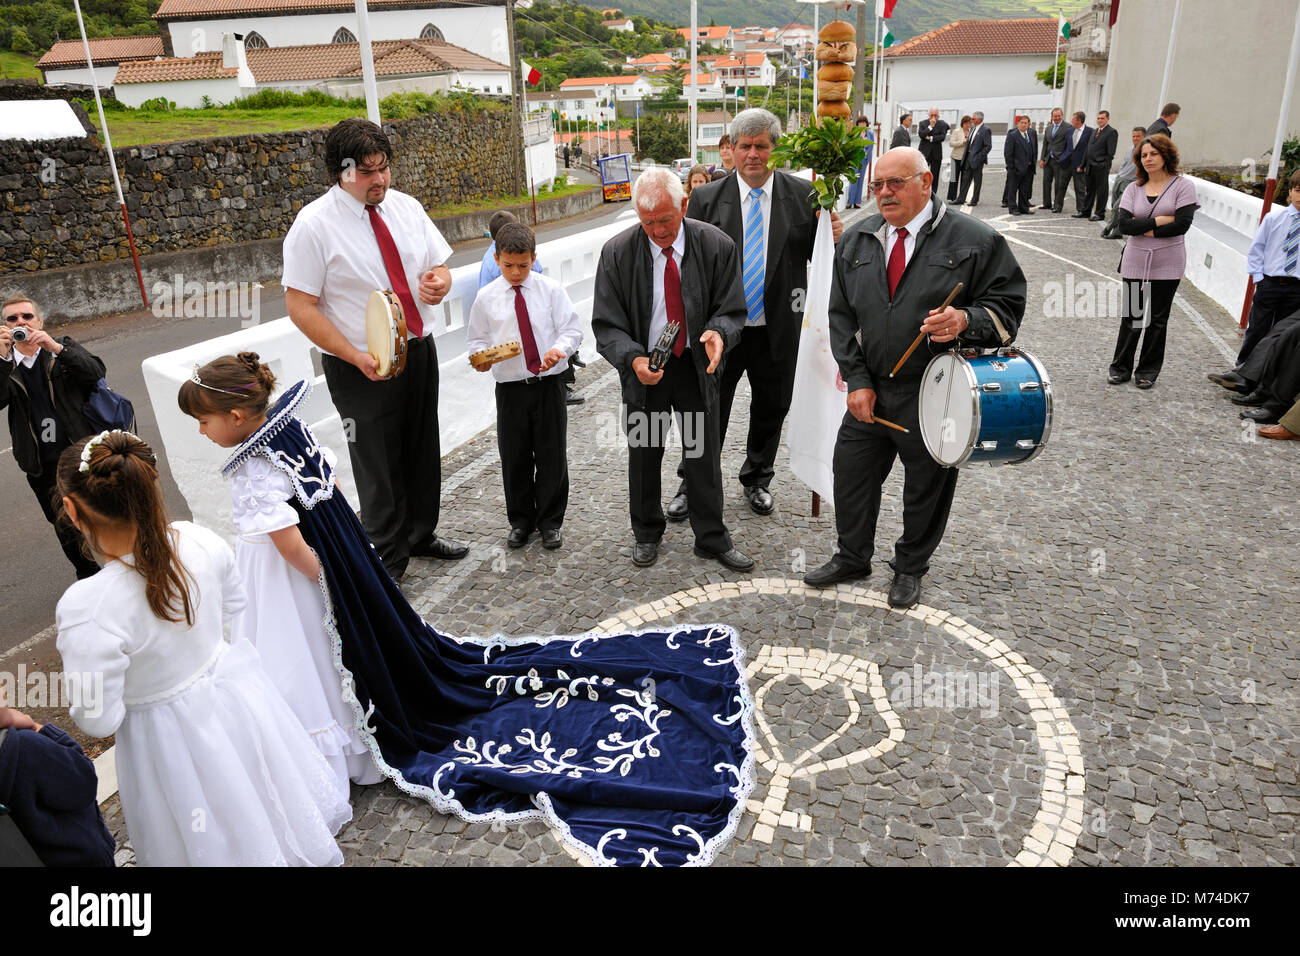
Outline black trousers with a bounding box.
[676,324,796,494]
[28,466,100,579]
[1042,161,1070,209]
[1111,278,1180,381]
[946,157,964,201]
[1007,167,1034,213]
[1259,315,1300,405]
[629,354,730,554]
[926,151,942,197]
[831,380,960,577]
[322,336,441,577]
[1236,277,1300,376]
[1072,167,1091,213]
[1085,166,1110,217]
[956,164,983,204]
[495,376,568,533]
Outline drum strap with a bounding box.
[367,205,424,338]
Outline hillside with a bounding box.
[583,0,1091,43]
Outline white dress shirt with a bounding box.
[465,272,584,382]
[9,345,41,368]
[884,201,935,271]
[737,171,774,327]
[281,184,452,356]
[648,224,688,349]
[1246,202,1300,283]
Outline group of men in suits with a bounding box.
[892,109,951,199]
[1033,108,1118,219]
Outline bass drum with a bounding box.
[918,347,1052,467]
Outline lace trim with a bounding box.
[124,640,227,709]
[220,379,311,479]
[312,564,757,866]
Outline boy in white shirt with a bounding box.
[467,223,583,550]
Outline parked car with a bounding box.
[672,158,695,182]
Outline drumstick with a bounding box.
[888,281,965,378]
[872,415,909,434]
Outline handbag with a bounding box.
[82,378,136,433]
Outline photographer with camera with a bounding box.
[1,294,105,579]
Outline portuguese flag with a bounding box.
[882,25,896,48]
[1058,13,1072,39]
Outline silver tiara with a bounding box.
[191,365,251,397]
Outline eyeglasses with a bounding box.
[4,312,35,324]
[867,172,924,193]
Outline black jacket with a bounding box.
[917,119,950,161]
[829,197,1027,389]
[890,125,912,149]
[1086,124,1119,171]
[592,218,747,409]
[0,336,105,477]
[684,169,818,361]
[964,124,992,170]
[1004,127,1038,174]
[1146,117,1172,138]
[1062,125,1093,171]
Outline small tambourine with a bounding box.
[365,289,407,379]
[647,321,682,373]
[469,341,522,372]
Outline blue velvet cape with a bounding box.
[222,381,756,866]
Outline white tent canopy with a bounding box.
[0,100,89,141]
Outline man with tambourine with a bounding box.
[282,118,469,581]
[804,147,1027,609]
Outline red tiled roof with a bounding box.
[154,0,499,17]
[711,52,769,69]
[628,53,673,64]
[37,36,165,69]
[873,18,1059,59]
[601,19,632,27]
[559,74,646,87]
[115,52,236,84]
[676,26,732,40]
[685,73,718,85]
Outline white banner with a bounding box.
[786,212,845,508]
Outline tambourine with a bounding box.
[365,289,408,379]
[469,341,522,372]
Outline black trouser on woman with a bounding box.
[946,157,965,201]
[1111,277,1180,382]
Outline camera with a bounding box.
[11,327,27,342]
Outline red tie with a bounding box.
[367,204,424,338]
[887,226,908,298]
[513,285,542,375]
[663,247,686,356]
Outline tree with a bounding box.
[568,48,609,78]
[10,26,34,54]
[1036,53,1066,89]
[636,113,688,163]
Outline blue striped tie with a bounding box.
[1284,213,1300,276]
[742,187,765,325]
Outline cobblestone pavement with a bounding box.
[104,170,1299,866]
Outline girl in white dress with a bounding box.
[178,353,378,799]
[54,430,349,866]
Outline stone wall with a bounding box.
[0,104,515,276]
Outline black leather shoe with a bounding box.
[1102,231,1120,239]
[803,557,871,588]
[506,527,531,549]
[412,536,469,560]
[541,528,562,550]
[1135,379,1154,390]
[666,491,689,522]
[1072,212,1090,218]
[1052,206,1063,213]
[1021,208,1035,214]
[1240,405,1284,424]
[1090,215,1105,221]
[633,541,658,567]
[1231,388,1272,406]
[888,572,922,608]
[565,388,585,406]
[1108,371,1130,384]
[744,486,774,515]
[1207,370,1250,391]
[693,545,755,571]
[1038,204,1052,210]
[569,354,587,368]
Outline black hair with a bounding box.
[495,222,536,257]
[488,210,518,242]
[325,117,393,182]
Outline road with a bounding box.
[0,180,641,665]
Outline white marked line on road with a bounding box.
[1012,228,1115,242]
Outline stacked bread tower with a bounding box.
[815,19,856,122]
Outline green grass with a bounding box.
[431,179,596,217]
[0,51,40,80]
[83,105,366,147]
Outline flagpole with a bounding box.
[689,0,698,161]
[1157,0,1182,116]
[1052,12,1061,110]
[353,0,381,123]
[73,0,147,307]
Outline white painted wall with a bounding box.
[43,65,120,88]
[1180,174,1265,316]
[449,69,511,95]
[168,7,509,65]
[115,76,242,108]
[524,136,557,190]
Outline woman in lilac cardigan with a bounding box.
[1108,134,1199,388]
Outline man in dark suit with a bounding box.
[917,108,949,197]
[1003,115,1038,215]
[1147,102,1180,138]
[1083,109,1118,220]
[592,168,753,571]
[891,113,913,149]
[1038,107,1069,211]
[1063,111,1094,217]
[667,108,840,520]
[955,111,990,206]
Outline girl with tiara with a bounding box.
[180,356,758,867]
[54,429,349,866]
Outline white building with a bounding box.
[37,36,166,88]
[871,18,1061,136]
[695,108,734,164]
[558,74,655,106]
[683,72,724,101]
[711,52,777,91]
[776,23,815,51]
[151,0,507,68]
[602,18,635,34]
[676,26,735,51]
[527,88,614,125]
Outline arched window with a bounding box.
[419,23,445,41]
[333,27,357,44]
[242,31,267,50]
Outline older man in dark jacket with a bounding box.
[593,169,752,571]
[803,148,1027,608]
[1,294,104,579]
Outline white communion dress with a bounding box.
[228,455,380,797]
[56,521,350,866]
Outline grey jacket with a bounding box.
[593,218,747,409]
[829,197,1027,389]
[1040,120,1070,165]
